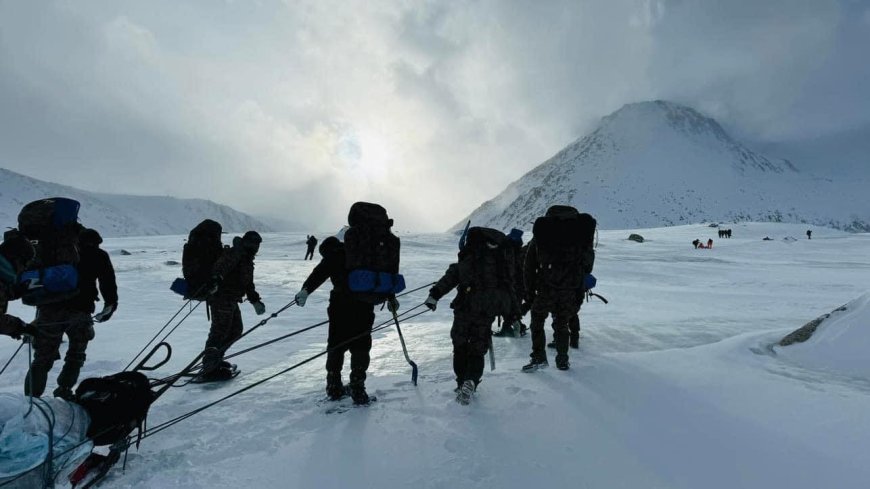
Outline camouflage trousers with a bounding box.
[325,293,375,387]
[25,307,95,396]
[451,311,495,387]
[203,299,243,372]
[529,289,581,364]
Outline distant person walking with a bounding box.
[806,230,812,240]
[305,235,318,260]
[707,238,713,249]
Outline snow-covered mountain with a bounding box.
[454,101,869,232]
[0,168,271,236]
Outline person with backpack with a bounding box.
[15,198,94,398]
[294,203,402,406]
[523,205,596,372]
[493,228,526,338]
[36,228,120,400]
[197,231,266,382]
[424,227,519,404]
[806,230,812,240]
[305,235,318,260]
[0,232,36,340]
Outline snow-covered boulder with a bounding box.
[776,294,870,378]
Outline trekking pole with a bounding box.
[389,308,419,386]
[488,335,496,371]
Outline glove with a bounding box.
[252,301,266,315]
[295,289,309,307]
[424,295,438,311]
[1,316,27,340]
[387,296,400,313]
[205,277,221,297]
[94,303,117,323]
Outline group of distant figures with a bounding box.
[692,238,714,249]
[717,229,732,239]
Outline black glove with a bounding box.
[424,295,438,311]
[1,316,27,340]
[94,303,117,323]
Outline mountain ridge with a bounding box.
[0,167,272,236]
[454,100,867,232]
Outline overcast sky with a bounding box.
[1,0,868,231]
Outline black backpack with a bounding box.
[181,219,223,299]
[17,198,82,305]
[532,205,596,290]
[344,202,403,303]
[455,227,516,316]
[75,371,156,446]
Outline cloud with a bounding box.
[0,0,866,231]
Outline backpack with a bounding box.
[17,198,81,243]
[455,227,515,316]
[344,202,404,303]
[531,205,596,290]
[74,371,155,446]
[178,219,223,300]
[16,198,82,305]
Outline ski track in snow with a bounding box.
[1,223,869,488]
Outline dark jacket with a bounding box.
[0,256,25,337]
[306,236,318,250]
[302,239,350,296]
[65,245,118,314]
[212,242,260,303]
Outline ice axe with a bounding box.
[389,308,419,386]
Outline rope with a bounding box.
[137,305,432,443]
[124,298,200,371]
[151,282,437,385]
[124,299,202,371]
[0,341,24,378]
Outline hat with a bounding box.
[507,228,524,244]
[0,234,35,268]
[79,228,103,247]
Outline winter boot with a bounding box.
[569,333,579,350]
[201,347,222,374]
[555,357,570,371]
[522,356,548,372]
[326,372,345,401]
[349,369,370,406]
[456,379,476,405]
[492,323,515,337]
[547,340,556,349]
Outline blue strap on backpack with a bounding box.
[170,278,190,297]
[348,270,406,295]
[584,274,597,290]
[19,264,79,306]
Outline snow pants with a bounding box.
[451,311,494,388]
[25,307,94,396]
[203,298,243,371]
[325,293,375,387]
[529,289,581,365]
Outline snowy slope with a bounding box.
[0,168,271,236]
[1,223,869,488]
[455,101,869,232]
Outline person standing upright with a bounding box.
[305,235,318,260]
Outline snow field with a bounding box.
[0,223,868,488]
